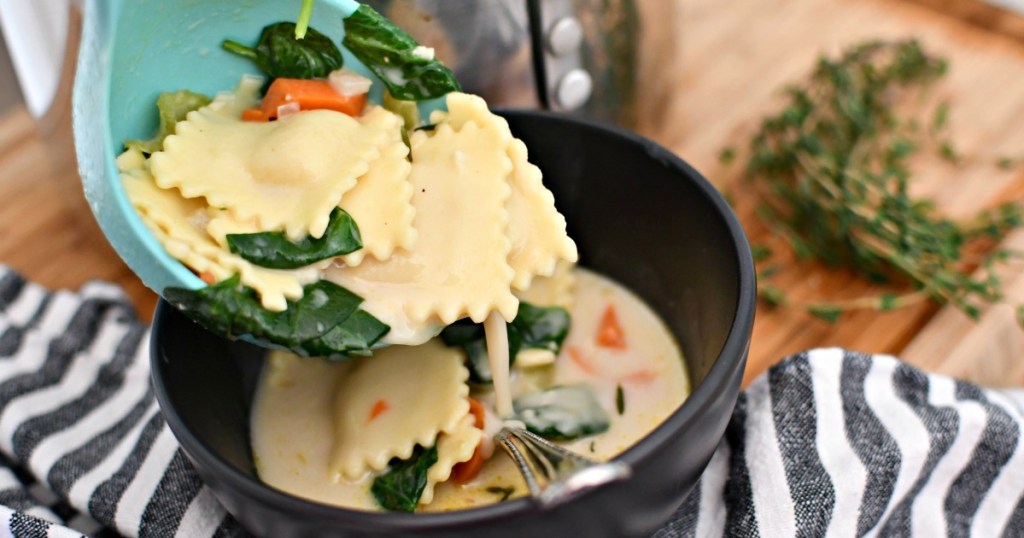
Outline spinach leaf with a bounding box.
[164,275,388,359]
[382,89,421,132]
[125,90,211,154]
[222,22,343,80]
[513,385,610,441]
[439,321,490,382]
[440,303,570,383]
[226,208,362,269]
[513,303,571,354]
[371,445,438,512]
[342,5,461,100]
[304,310,389,358]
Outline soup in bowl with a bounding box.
[151,109,755,537]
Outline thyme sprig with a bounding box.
[740,39,1024,323]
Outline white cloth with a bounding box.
[2,266,1024,537]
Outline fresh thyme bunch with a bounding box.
[742,39,1024,323]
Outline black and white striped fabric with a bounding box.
[2,265,1024,537]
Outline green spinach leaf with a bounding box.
[439,321,490,382]
[125,90,211,154]
[512,303,571,354]
[342,5,461,100]
[303,310,389,358]
[371,445,438,512]
[440,303,570,383]
[226,208,362,269]
[164,275,388,359]
[514,385,610,441]
[222,22,343,80]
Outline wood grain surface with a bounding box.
[634,0,1024,386]
[1,0,1023,386]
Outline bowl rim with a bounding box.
[150,108,756,531]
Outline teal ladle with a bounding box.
[73,0,441,300]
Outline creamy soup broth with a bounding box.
[250,268,689,511]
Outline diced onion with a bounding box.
[328,69,373,97]
[277,102,301,118]
[412,46,435,61]
[515,348,557,368]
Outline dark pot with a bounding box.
[151,109,755,538]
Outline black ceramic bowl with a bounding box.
[151,110,756,538]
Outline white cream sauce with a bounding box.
[250,267,688,512]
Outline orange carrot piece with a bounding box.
[451,398,487,484]
[198,271,217,285]
[567,346,598,375]
[623,370,658,384]
[367,399,390,422]
[241,108,267,122]
[596,304,626,349]
[260,78,368,119]
[450,444,486,485]
[466,397,485,429]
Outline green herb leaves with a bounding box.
[226,208,362,269]
[741,40,1024,323]
[371,445,438,512]
[485,486,516,502]
[615,384,625,415]
[221,4,459,101]
[164,275,388,359]
[440,303,570,383]
[342,5,461,101]
[125,90,211,154]
[514,385,610,441]
[223,22,343,81]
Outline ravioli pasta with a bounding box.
[421,414,483,505]
[119,150,318,311]
[325,97,518,343]
[335,108,416,266]
[329,339,473,480]
[201,105,415,267]
[429,96,578,291]
[325,93,577,345]
[514,260,576,310]
[149,77,397,242]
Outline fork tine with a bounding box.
[495,426,633,508]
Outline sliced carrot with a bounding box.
[450,398,487,484]
[450,443,486,485]
[241,108,267,122]
[367,399,390,422]
[466,397,485,429]
[567,346,598,375]
[623,370,659,384]
[198,271,217,285]
[596,304,626,349]
[260,78,368,119]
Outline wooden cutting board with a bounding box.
[1,0,1023,387]
[632,0,1024,386]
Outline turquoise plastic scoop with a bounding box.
[73,0,437,299]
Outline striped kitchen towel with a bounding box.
[1,265,1024,537]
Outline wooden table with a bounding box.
[2,0,1023,388]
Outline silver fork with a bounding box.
[495,426,632,507]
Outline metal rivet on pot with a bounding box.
[546,17,583,58]
[555,69,593,111]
